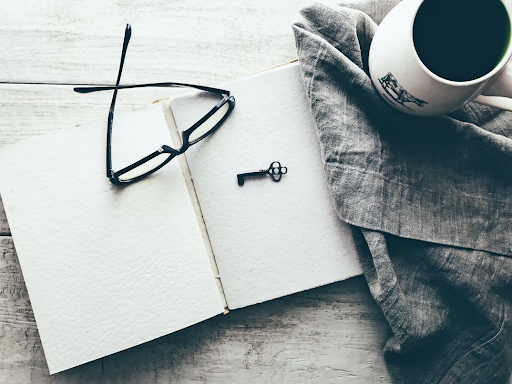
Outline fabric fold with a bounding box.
[293,2,512,257]
[293,2,512,383]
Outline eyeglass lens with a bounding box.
[116,152,174,182]
[188,101,232,143]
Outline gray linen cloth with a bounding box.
[293,2,512,383]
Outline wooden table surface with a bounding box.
[0,1,395,382]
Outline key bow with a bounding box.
[268,161,288,182]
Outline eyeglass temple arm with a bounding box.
[107,23,131,178]
[74,82,231,97]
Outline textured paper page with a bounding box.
[170,63,363,310]
[0,103,224,374]
[161,100,228,310]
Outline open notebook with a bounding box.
[0,62,362,374]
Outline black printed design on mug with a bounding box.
[378,73,428,109]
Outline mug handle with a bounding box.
[473,62,512,110]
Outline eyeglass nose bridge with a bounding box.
[179,95,235,153]
[161,145,179,155]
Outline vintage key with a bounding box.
[237,161,288,186]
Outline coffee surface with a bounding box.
[413,0,510,82]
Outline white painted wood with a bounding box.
[0,237,393,383]
[0,199,8,234]
[0,84,183,148]
[0,0,398,381]
[0,84,397,382]
[0,82,394,383]
[0,0,315,85]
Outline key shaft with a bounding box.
[237,169,268,186]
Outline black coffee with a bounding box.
[413,0,511,82]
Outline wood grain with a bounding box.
[0,236,392,383]
[0,0,398,382]
[0,0,314,85]
[0,84,394,382]
[0,84,183,147]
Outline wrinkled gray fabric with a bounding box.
[293,2,512,383]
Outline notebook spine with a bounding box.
[161,100,229,311]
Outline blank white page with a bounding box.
[170,63,362,310]
[0,103,224,374]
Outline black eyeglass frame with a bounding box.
[74,24,235,185]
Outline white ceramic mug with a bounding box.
[369,0,512,117]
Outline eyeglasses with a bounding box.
[74,24,235,184]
